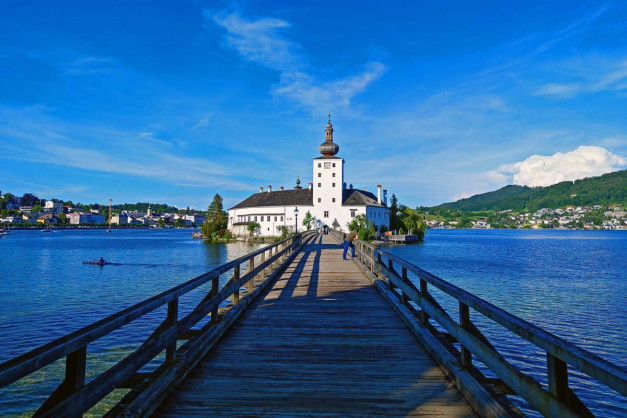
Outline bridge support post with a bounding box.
[459,302,471,369]
[166,298,178,364]
[388,259,395,290]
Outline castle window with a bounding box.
[318,198,321,202]
[332,163,336,167]
[281,216,284,221]
[318,163,321,167]
[332,198,335,202]
[267,216,270,221]
[350,210,356,218]
[332,173,335,177]
[324,211,329,218]
[318,183,321,187]
[248,216,251,221]
[274,216,277,221]
[332,183,335,187]
[254,216,257,222]
[318,173,321,177]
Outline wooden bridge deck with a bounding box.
[156,234,475,416]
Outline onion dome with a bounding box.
[294,177,302,189]
[319,114,339,156]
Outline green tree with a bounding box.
[389,194,401,231]
[401,208,427,240]
[32,203,43,213]
[302,210,315,231]
[347,214,370,232]
[57,212,67,224]
[246,221,260,237]
[276,225,290,239]
[202,194,228,240]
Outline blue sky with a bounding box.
[1,1,626,209]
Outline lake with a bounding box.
[0,228,625,416]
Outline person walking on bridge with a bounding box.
[343,229,359,260]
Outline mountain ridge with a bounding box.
[432,169,626,212]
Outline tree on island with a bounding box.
[302,210,315,231]
[202,194,229,241]
[246,221,260,237]
[389,194,401,231]
[400,208,426,240]
[347,214,376,241]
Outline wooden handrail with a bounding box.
[349,237,626,417]
[0,232,316,416]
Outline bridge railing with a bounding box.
[0,232,315,417]
[342,236,626,417]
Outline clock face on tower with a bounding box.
[324,162,331,169]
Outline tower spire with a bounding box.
[320,116,339,156]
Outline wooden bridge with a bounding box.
[0,232,625,417]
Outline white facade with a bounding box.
[227,119,390,237]
[44,200,64,214]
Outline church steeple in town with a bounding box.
[319,114,339,156]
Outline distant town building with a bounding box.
[44,200,64,214]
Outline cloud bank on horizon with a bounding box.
[507,146,626,188]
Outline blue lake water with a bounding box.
[0,228,625,416]
[386,229,626,416]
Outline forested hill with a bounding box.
[433,169,626,212]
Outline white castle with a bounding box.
[227,117,390,237]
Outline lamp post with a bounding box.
[294,207,299,233]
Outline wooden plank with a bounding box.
[155,235,476,417]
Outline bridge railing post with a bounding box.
[211,276,219,324]
[165,298,179,364]
[459,301,471,369]
[260,252,266,279]
[233,265,240,305]
[420,279,429,326]
[377,253,382,279]
[36,346,87,416]
[248,258,255,291]
[401,267,409,305]
[387,259,394,290]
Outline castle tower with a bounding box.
[313,115,344,224]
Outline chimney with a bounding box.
[259,187,263,193]
[383,189,388,206]
[308,182,313,190]
[268,185,272,193]
[343,182,347,189]
[377,185,382,204]
[349,184,353,189]
[280,186,284,191]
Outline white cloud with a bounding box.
[508,146,626,187]
[209,10,385,110]
[535,60,627,97]
[534,83,581,97]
